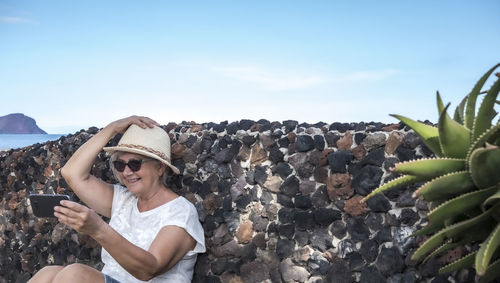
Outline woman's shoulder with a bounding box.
[168,196,198,216]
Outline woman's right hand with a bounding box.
[107,115,160,134]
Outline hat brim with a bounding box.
[103,146,180,175]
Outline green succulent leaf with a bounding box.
[362,175,425,202]
[476,223,500,275]
[482,187,500,213]
[438,104,471,159]
[469,145,500,188]
[480,258,500,283]
[423,240,457,263]
[440,251,476,274]
[437,91,446,115]
[467,122,500,161]
[412,203,499,261]
[393,158,465,179]
[465,63,500,130]
[414,171,475,201]
[454,95,468,125]
[473,71,500,141]
[425,186,497,231]
[390,114,443,156]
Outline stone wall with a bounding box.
[0,120,476,283]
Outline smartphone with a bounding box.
[29,194,70,218]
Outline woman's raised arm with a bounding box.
[60,116,159,217]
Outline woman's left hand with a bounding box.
[54,200,106,237]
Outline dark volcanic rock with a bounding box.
[325,260,352,283]
[352,165,384,196]
[327,150,353,173]
[375,247,405,276]
[0,119,451,283]
[296,135,315,152]
[346,216,370,242]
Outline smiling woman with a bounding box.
[28,115,205,283]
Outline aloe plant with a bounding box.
[363,63,500,282]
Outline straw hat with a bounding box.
[103,124,180,174]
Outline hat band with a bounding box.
[117,144,170,162]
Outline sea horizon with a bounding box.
[0,134,66,151]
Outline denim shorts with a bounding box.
[104,274,121,283]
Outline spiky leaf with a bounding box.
[482,187,500,213]
[465,63,500,129]
[438,104,471,158]
[412,203,498,261]
[467,122,500,161]
[414,171,475,201]
[362,175,425,202]
[391,114,443,156]
[480,258,500,283]
[469,145,500,188]
[473,69,500,140]
[454,95,468,125]
[476,223,500,275]
[425,186,497,231]
[394,158,464,179]
[440,252,476,274]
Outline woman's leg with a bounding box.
[52,263,105,283]
[28,266,64,283]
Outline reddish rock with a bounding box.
[385,132,403,155]
[319,149,334,167]
[352,145,366,160]
[382,123,400,132]
[344,195,368,216]
[326,173,353,200]
[263,175,282,193]
[171,143,186,160]
[337,131,353,150]
[43,166,53,177]
[202,194,219,215]
[236,220,254,244]
[250,144,267,166]
[189,124,203,133]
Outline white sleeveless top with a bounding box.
[101,184,206,283]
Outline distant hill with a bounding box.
[0,113,47,134]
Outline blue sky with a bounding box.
[1,1,499,134]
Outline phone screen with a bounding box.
[29,194,70,218]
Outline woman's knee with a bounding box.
[53,263,104,283]
[28,266,64,283]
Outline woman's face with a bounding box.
[115,152,164,194]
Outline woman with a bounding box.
[28,116,205,283]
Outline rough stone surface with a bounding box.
[0,120,467,282]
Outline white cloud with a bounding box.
[0,16,37,24]
[335,69,399,82]
[214,66,327,91]
[214,65,398,91]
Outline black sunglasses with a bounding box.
[113,159,153,172]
